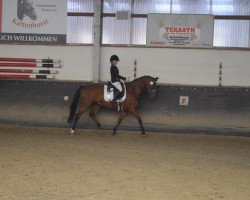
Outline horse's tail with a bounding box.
[67,85,85,123]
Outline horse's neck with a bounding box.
[127,79,146,96]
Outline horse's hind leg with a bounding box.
[89,103,102,130]
[70,104,90,135]
[112,111,127,136]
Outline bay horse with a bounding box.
[67,76,159,136]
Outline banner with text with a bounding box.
[147,14,214,48]
[0,0,67,44]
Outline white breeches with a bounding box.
[112,82,122,92]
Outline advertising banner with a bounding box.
[147,14,214,48]
[0,0,67,44]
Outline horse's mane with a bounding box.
[133,75,151,81]
[128,76,152,85]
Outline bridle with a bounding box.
[147,80,157,95]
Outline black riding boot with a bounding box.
[112,88,120,103]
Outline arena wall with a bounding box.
[0,80,249,136]
[1,44,250,135]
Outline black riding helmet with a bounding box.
[110,55,120,61]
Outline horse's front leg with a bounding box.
[128,109,145,137]
[112,111,127,136]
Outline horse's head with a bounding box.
[145,76,159,98]
[17,0,37,21]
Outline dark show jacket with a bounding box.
[110,64,126,82]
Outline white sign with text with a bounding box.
[147,14,214,48]
[0,0,67,44]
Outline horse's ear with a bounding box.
[155,76,159,82]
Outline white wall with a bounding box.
[1,44,250,87]
[101,47,250,87]
[0,44,93,81]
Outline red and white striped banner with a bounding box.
[0,69,58,74]
[0,57,60,79]
[0,74,55,79]
[0,62,61,68]
[0,57,60,63]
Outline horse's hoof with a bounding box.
[70,129,75,135]
[98,129,102,134]
[140,133,146,138]
[112,131,117,136]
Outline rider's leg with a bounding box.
[112,82,122,102]
[112,87,120,102]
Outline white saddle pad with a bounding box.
[104,85,126,102]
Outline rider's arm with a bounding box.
[117,74,126,81]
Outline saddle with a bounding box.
[104,82,126,102]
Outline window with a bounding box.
[214,20,250,48]
[172,0,210,14]
[67,0,94,44]
[67,0,250,48]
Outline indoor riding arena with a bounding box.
[0,1,250,200]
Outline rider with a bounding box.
[110,55,126,102]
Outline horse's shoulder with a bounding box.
[125,82,136,88]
